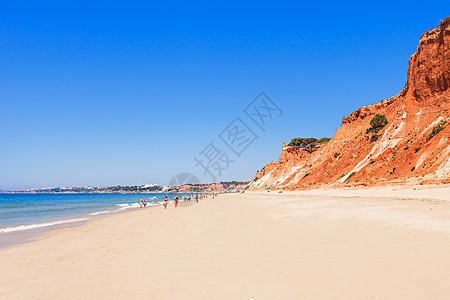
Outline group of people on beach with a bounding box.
[163,193,201,209]
[161,193,217,209]
[138,192,222,210]
[139,199,147,208]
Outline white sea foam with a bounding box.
[92,203,142,214]
[89,210,113,216]
[116,202,140,210]
[0,200,160,235]
[0,218,89,233]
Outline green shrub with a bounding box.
[411,166,415,172]
[316,137,331,143]
[288,138,317,148]
[427,120,447,141]
[288,137,331,148]
[338,173,346,179]
[370,134,379,143]
[302,173,310,178]
[415,147,421,153]
[366,114,388,134]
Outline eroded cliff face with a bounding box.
[250,19,450,190]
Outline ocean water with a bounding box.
[0,193,190,248]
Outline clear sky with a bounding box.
[0,1,447,190]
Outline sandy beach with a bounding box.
[2,186,450,299]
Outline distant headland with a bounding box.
[1,181,250,194]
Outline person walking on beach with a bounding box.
[139,199,143,208]
[174,196,179,208]
[163,196,168,209]
[143,199,147,208]
[195,193,198,203]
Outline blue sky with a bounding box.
[0,1,447,190]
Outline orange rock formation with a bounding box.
[250,19,450,190]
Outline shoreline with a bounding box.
[0,194,166,249]
[0,203,144,252]
[0,218,90,250]
[0,207,141,250]
[2,186,450,299]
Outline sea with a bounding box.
[0,193,190,248]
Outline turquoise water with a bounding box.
[0,193,190,247]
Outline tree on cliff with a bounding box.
[366,114,388,133]
[288,137,331,148]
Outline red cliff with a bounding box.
[250,18,450,190]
